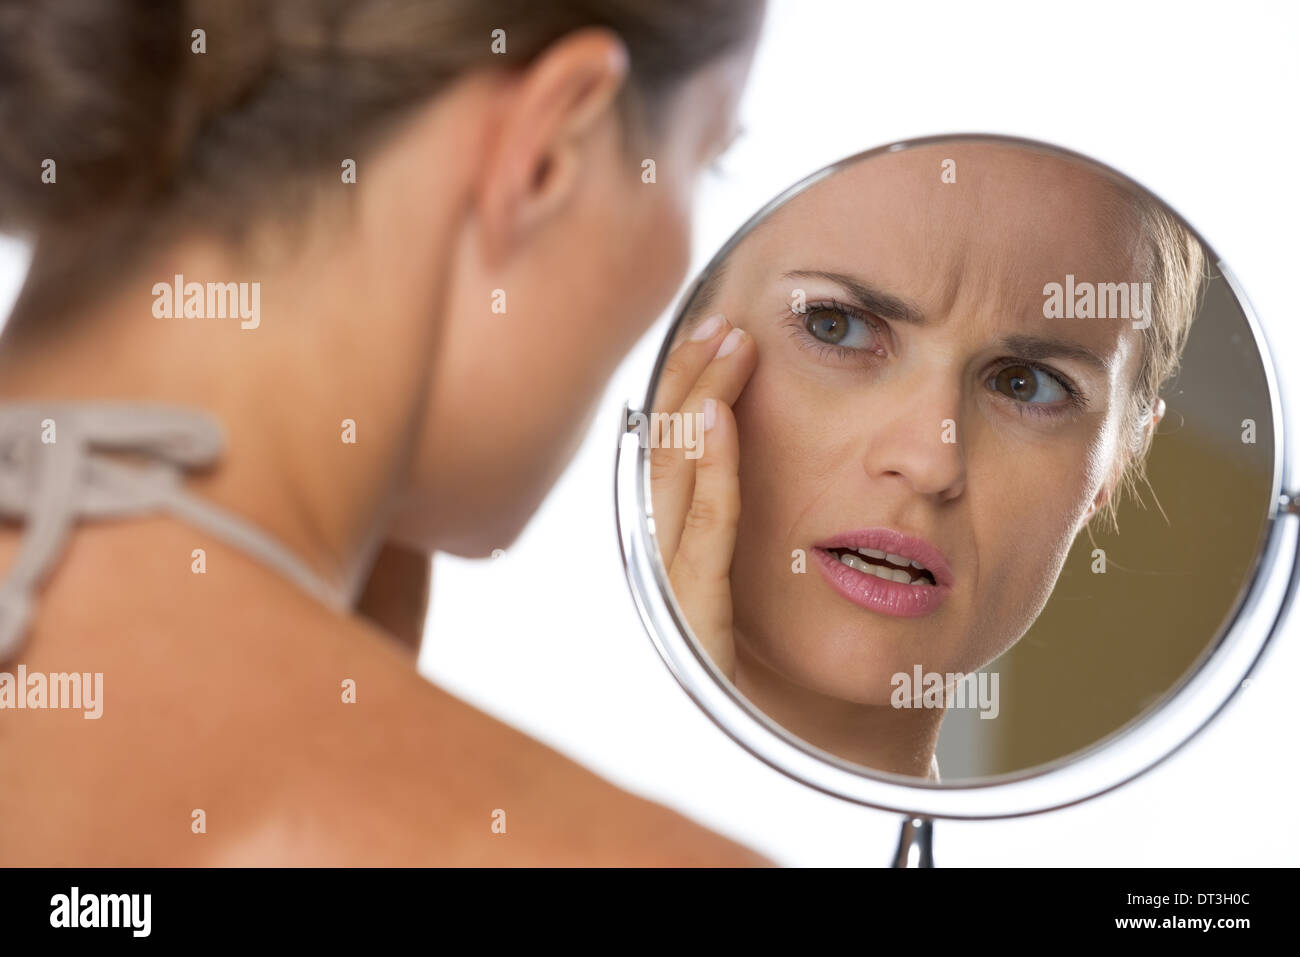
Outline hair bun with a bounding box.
[179,0,274,132]
[0,0,272,237]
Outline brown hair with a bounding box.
[0,0,762,323]
[1099,188,1206,533]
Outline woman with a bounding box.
[651,140,1204,779]
[0,0,767,864]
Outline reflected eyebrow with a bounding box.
[781,269,926,325]
[998,334,1111,375]
[781,269,1113,374]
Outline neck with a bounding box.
[731,638,944,778]
[0,113,469,600]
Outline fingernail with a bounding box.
[690,313,726,341]
[715,327,745,357]
[702,398,718,431]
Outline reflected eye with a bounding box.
[807,307,850,343]
[991,364,1070,404]
[803,304,881,352]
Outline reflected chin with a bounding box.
[735,619,932,709]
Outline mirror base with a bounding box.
[892,817,935,868]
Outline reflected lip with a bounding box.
[812,527,954,588]
[810,527,954,619]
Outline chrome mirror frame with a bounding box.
[614,133,1300,820]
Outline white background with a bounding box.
[2,0,1295,865]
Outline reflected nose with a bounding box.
[859,372,966,501]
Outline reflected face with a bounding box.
[710,144,1151,704]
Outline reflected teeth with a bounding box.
[847,547,932,580]
[839,551,929,585]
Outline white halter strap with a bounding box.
[0,402,348,659]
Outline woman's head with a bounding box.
[668,141,1204,706]
[0,0,764,556]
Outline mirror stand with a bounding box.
[892,817,935,868]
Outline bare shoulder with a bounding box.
[201,603,771,867]
[0,523,767,866]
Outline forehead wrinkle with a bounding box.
[878,144,1030,330]
[912,166,971,324]
[925,174,1029,332]
[959,154,1146,335]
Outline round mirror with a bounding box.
[615,134,1298,821]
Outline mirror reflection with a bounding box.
[645,138,1275,782]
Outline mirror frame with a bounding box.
[614,133,1300,820]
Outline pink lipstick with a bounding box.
[811,527,953,618]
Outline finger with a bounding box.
[652,312,730,416]
[676,326,757,412]
[652,327,755,564]
[668,396,740,680]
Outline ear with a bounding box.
[1149,396,1167,430]
[475,28,630,265]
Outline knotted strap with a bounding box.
[0,403,346,659]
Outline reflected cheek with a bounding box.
[733,368,853,557]
[968,433,1102,637]
[731,375,815,584]
[731,377,783,554]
